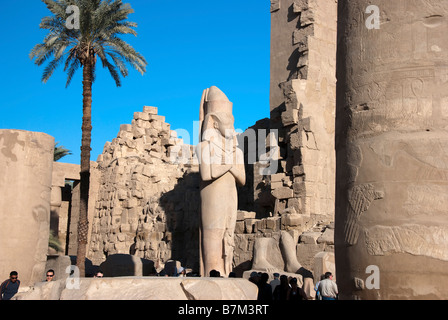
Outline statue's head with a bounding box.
[202,112,235,141]
[200,86,235,141]
[204,86,233,115]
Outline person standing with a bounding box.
[318,272,338,300]
[257,273,273,301]
[0,271,20,300]
[270,273,281,294]
[288,277,308,300]
[273,275,290,301]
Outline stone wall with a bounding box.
[232,210,334,276]
[51,162,82,254]
[269,0,337,221]
[88,106,200,271]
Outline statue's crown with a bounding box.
[205,86,233,115]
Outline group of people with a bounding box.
[0,269,105,300]
[0,269,55,300]
[250,271,338,301]
[250,272,308,301]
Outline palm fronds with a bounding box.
[30,0,147,87]
[54,142,72,161]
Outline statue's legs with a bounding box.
[280,231,302,273]
[202,228,226,276]
[200,173,237,277]
[252,237,277,271]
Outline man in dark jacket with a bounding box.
[257,273,273,301]
[0,271,20,300]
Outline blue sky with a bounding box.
[0,0,271,164]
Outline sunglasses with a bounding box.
[10,277,18,280]
[46,274,54,278]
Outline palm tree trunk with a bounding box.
[76,55,93,277]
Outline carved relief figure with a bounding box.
[197,86,245,277]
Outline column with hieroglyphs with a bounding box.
[335,1,448,299]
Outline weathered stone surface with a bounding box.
[365,225,448,261]
[0,130,54,286]
[335,0,448,299]
[299,232,321,244]
[13,278,258,300]
[89,105,198,271]
[317,228,334,245]
[251,237,284,271]
[271,187,293,200]
[313,252,335,281]
[237,210,256,221]
[180,278,257,300]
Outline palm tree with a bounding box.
[31,0,147,276]
[54,142,72,161]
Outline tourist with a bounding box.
[269,272,280,293]
[288,277,308,300]
[248,271,260,285]
[94,270,104,278]
[314,274,325,300]
[178,267,187,277]
[257,273,273,301]
[45,269,55,282]
[273,275,290,301]
[209,269,221,277]
[158,270,168,277]
[0,271,20,300]
[318,272,338,300]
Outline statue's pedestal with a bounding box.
[13,277,258,300]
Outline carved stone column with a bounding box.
[0,130,54,286]
[335,1,448,299]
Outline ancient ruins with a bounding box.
[1,0,447,300]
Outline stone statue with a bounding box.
[197,86,245,277]
[252,231,303,273]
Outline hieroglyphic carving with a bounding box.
[404,184,448,217]
[365,225,448,261]
[344,184,384,245]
